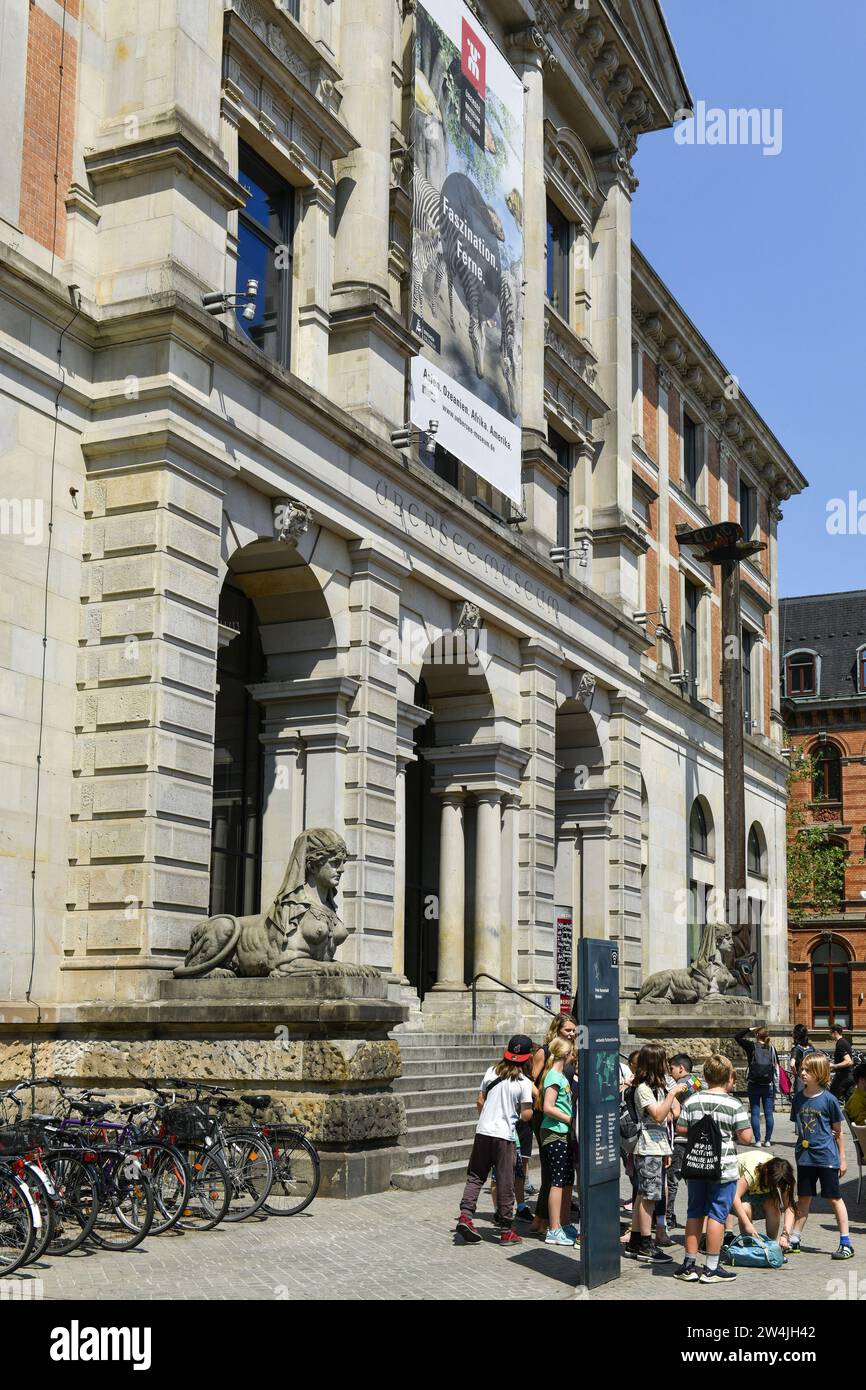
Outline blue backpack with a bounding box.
[723,1234,785,1269]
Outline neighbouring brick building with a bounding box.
[782,591,866,1038]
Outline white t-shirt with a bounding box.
[476,1067,533,1142]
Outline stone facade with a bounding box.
[0,0,805,1046]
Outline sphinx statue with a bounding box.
[636,922,749,1006]
[174,828,379,979]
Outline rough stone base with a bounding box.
[0,975,409,1197]
[625,999,774,1082]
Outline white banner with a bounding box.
[410,0,524,503]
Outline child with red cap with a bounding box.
[455,1034,535,1246]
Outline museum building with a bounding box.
[0,0,806,1050]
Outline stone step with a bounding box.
[391,1135,473,1172]
[394,1070,486,1093]
[391,1157,472,1191]
[401,1116,478,1150]
[398,1086,480,1114]
[396,1046,517,1063]
[404,1101,479,1130]
[394,1032,514,1046]
[398,1057,494,1078]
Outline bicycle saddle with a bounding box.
[70,1100,112,1118]
[240,1094,271,1109]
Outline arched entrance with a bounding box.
[210,535,341,917]
[401,654,523,1005]
[554,691,610,953]
[811,935,852,1029]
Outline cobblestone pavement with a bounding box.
[7,1109,864,1301]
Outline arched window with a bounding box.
[689,799,710,857]
[856,645,866,695]
[812,743,842,803]
[747,824,767,877]
[785,650,818,696]
[811,937,852,1029]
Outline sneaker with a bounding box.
[500,1228,522,1246]
[524,1181,536,1196]
[515,1204,533,1222]
[563,1223,579,1242]
[831,1243,855,1260]
[699,1265,737,1284]
[636,1240,672,1264]
[545,1227,576,1247]
[655,1231,674,1248]
[674,1263,700,1282]
[787,1241,801,1254]
[455,1213,482,1244]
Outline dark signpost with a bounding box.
[575,938,621,1289]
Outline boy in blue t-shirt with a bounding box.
[790,1052,853,1259]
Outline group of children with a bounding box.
[455,1021,578,1247]
[454,1019,859,1276]
[622,1043,855,1282]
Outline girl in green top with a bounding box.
[537,1037,577,1247]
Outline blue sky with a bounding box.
[631,0,866,597]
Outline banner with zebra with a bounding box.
[410,0,524,504]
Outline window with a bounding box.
[684,579,700,698]
[210,584,264,918]
[747,825,767,877]
[858,647,866,693]
[689,799,710,857]
[546,198,570,317]
[811,938,851,1029]
[742,628,754,733]
[786,652,816,695]
[739,477,757,540]
[431,443,459,488]
[237,142,294,366]
[683,412,701,500]
[632,343,643,440]
[812,743,842,803]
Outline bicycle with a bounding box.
[231,1094,321,1217]
[0,1081,99,1257]
[150,1081,274,1223]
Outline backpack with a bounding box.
[723,1234,785,1269]
[681,1111,723,1182]
[619,1084,641,1154]
[749,1043,775,1086]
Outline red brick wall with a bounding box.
[642,353,658,462]
[19,1,78,255]
[787,722,866,1031]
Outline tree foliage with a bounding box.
[786,747,847,921]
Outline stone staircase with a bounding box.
[390,1032,513,1190]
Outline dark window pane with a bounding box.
[813,967,829,1008]
[683,414,699,498]
[685,580,699,697]
[546,199,569,315]
[237,142,292,365]
[742,628,753,732]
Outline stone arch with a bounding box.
[553,681,612,947]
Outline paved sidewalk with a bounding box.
[7,1109,864,1301]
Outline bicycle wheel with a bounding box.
[41,1150,99,1255]
[262,1129,321,1216]
[89,1152,154,1251]
[20,1163,55,1264]
[178,1147,231,1231]
[219,1130,274,1222]
[0,1165,36,1276]
[137,1141,189,1235]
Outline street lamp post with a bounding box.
[676,521,766,964]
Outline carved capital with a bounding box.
[506,23,557,70]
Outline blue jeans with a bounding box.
[748,1083,775,1143]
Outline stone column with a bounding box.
[258,732,303,909]
[517,638,560,989]
[392,699,432,984]
[580,823,611,940]
[343,540,410,969]
[607,694,644,991]
[590,150,642,610]
[434,793,465,991]
[505,29,546,442]
[296,185,334,388]
[329,0,411,435]
[473,793,503,984]
[500,794,520,983]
